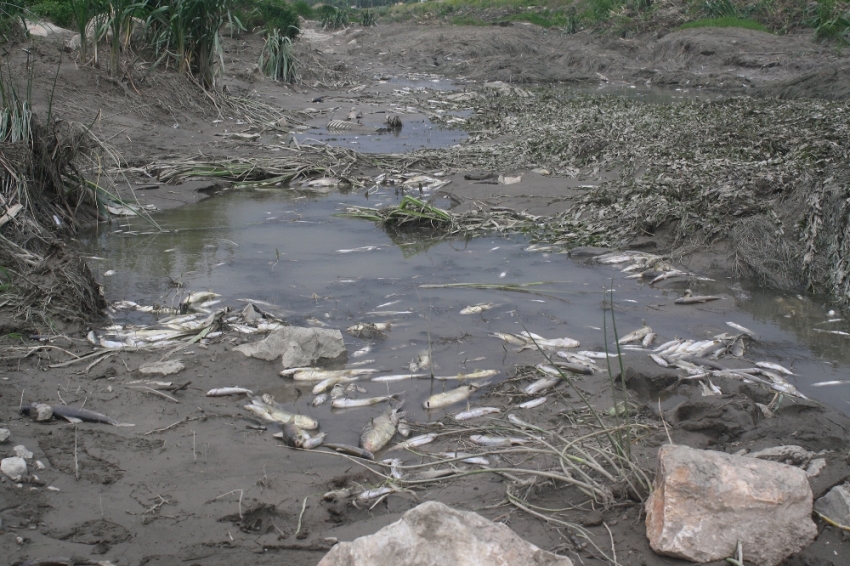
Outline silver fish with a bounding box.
[523,377,559,395]
[312,393,329,407]
[423,382,487,409]
[649,354,669,368]
[436,452,490,466]
[432,369,499,381]
[360,406,405,453]
[619,325,652,345]
[517,397,547,409]
[755,361,794,375]
[460,303,496,315]
[332,395,399,408]
[453,407,501,421]
[642,333,657,347]
[371,373,426,382]
[727,322,757,337]
[470,435,530,447]
[312,376,361,394]
[388,432,437,452]
[207,387,253,396]
[811,380,850,387]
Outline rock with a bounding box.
[64,33,81,52]
[317,501,572,566]
[580,510,603,527]
[646,444,816,566]
[30,403,54,422]
[12,445,32,459]
[0,428,10,443]
[1,457,27,480]
[236,326,346,367]
[139,360,186,376]
[814,483,850,524]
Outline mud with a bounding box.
[2,18,850,566]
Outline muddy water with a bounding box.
[79,187,850,441]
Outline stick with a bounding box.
[74,427,80,480]
[128,386,180,403]
[143,415,199,435]
[295,496,309,537]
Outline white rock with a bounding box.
[317,501,572,566]
[646,445,816,566]
[235,326,346,367]
[139,360,186,376]
[0,428,10,443]
[30,402,54,421]
[35,460,46,471]
[1,457,28,480]
[815,483,850,524]
[12,445,33,459]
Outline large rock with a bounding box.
[317,501,572,566]
[646,445,816,566]
[814,483,850,524]
[1,457,27,480]
[139,360,185,376]
[235,326,346,367]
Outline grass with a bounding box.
[259,27,297,82]
[679,16,771,32]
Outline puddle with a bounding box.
[295,113,467,153]
[80,188,850,438]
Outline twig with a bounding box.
[86,352,114,373]
[295,496,309,537]
[816,512,850,532]
[603,522,617,566]
[208,489,244,519]
[74,426,80,480]
[128,386,180,403]
[143,415,199,435]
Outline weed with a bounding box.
[318,5,348,30]
[806,0,850,40]
[360,8,376,27]
[259,27,297,83]
[701,0,739,18]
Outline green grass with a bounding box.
[679,16,771,32]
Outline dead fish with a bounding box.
[330,384,345,399]
[332,394,400,408]
[436,452,490,466]
[183,291,219,305]
[352,344,373,357]
[699,380,722,396]
[410,468,467,481]
[432,369,499,381]
[323,443,375,460]
[360,405,405,453]
[618,324,652,345]
[453,407,501,421]
[388,432,437,452]
[649,354,669,368]
[517,331,580,350]
[289,368,377,381]
[650,270,687,284]
[553,361,594,375]
[727,322,757,338]
[675,290,722,304]
[490,332,527,347]
[397,420,411,437]
[813,329,850,336]
[460,303,496,315]
[312,376,361,395]
[312,393,328,407]
[578,350,615,359]
[207,387,253,396]
[371,373,426,382]
[279,420,312,448]
[337,246,379,254]
[811,380,850,387]
[355,486,397,505]
[755,361,794,375]
[470,435,530,447]
[642,332,657,347]
[523,377,560,395]
[423,382,488,409]
[347,322,391,339]
[303,177,340,188]
[517,397,548,409]
[22,405,134,427]
[346,107,362,121]
[244,397,318,430]
[507,413,538,430]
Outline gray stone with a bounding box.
[12,445,32,459]
[1,457,27,480]
[814,483,850,524]
[0,428,10,443]
[236,326,346,367]
[31,403,53,422]
[317,501,572,566]
[646,444,816,566]
[139,360,186,376]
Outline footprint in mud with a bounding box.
[49,519,132,554]
[37,428,160,484]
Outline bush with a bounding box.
[28,0,76,27]
[806,0,850,40]
[680,17,770,32]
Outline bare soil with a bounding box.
[3,20,850,566]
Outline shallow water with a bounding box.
[79,187,850,436]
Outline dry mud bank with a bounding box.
[2,19,850,566]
